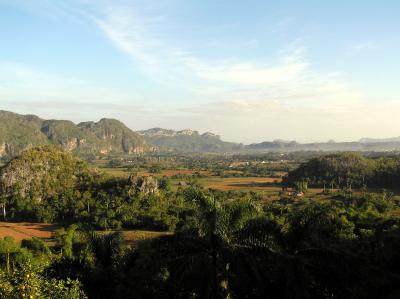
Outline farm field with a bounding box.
[0,222,61,243]
[187,176,282,192]
[173,177,342,195]
[0,221,170,246]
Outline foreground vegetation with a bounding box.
[1,147,400,298]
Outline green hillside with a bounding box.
[79,118,145,154]
[0,110,146,159]
[0,111,49,156]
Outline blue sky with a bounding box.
[1,0,400,143]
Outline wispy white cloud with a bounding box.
[93,6,362,108]
[347,41,378,53]
[94,6,161,66]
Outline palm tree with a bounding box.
[117,187,273,298]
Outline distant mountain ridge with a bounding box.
[0,110,146,158]
[139,128,400,153]
[139,128,197,137]
[246,139,400,152]
[359,137,400,144]
[139,128,243,152]
[2,110,400,157]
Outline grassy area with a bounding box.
[101,167,131,178]
[186,177,281,192]
[119,230,172,245]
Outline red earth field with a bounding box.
[0,222,60,243]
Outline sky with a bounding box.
[1,0,400,144]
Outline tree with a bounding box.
[158,177,171,191]
[294,180,308,194]
[0,237,19,272]
[0,264,87,299]
[116,188,270,298]
[56,224,79,259]
[0,194,7,220]
[149,165,162,174]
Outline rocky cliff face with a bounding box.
[138,128,197,137]
[0,143,7,156]
[128,146,145,154]
[0,142,18,158]
[60,138,88,151]
[78,118,146,155]
[128,174,159,196]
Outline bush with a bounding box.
[21,237,51,255]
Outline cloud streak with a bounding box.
[93,5,362,109]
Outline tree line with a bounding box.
[1,187,400,298]
[284,152,400,189]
